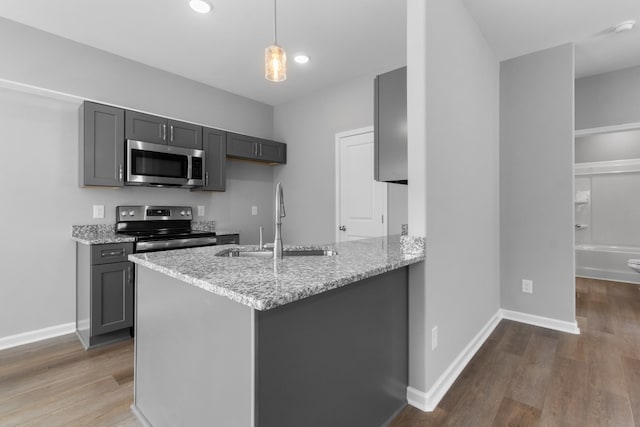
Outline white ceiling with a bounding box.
[461,0,640,78]
[0,0,407,106]
[0,0,638,106]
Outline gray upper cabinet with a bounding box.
[227,132,286,164]
[125,110,202,149]
[374,66,407,184]
[258,139,287,164]
[80,101,125,187]
[199,127,227,192]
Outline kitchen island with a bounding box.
[128,235,425,427]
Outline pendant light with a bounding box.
[265,0,286,82]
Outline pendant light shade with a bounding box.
[265,45,287,82]
[265,0,286,82]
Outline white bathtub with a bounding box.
[576,243,640,284]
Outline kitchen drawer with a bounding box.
[91,243,134,265]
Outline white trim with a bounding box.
[334,126,387,242]
[575,158,640,175]
[500,309,580,335]
[407,308,581,412]
[575,122,640,138]
[130,405,153,427]
[0,322,75,351]
[406,310,502,412]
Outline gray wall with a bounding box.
[575,65,640,130]
[0,19,275,340]
[0,17,272,138]
[273,75,407,244]
[500,43,576,322]
[407,0,501,393]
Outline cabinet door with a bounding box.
[168,119,202,149]
[200,127,227,191]
[125,110,167,144]
[374,66,407,183]
[258,139,287,164]
[227,132,258,160]
[81,102,125,187]
[91,262,134,336]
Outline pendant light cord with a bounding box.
[273,0,278,45]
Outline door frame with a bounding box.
[335,126,388,243]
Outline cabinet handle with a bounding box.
[205,172,209,186]
[170,125,174,142]
[259,143,262,157]
[119,164,123,182]
[254,142,258,156]
[162,124,167,141]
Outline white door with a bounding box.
[336,127,387,242]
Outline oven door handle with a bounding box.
[136,237,218,252]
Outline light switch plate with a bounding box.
[252,206,258,216]
[197,205,205,217]
[93,205,105,219]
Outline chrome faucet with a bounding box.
[274,182,286,259]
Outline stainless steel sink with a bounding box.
[216,249,338,258]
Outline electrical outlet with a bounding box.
[431,326,438,350]
[522,279,533,294]
[197,205,205,217]
[252,205,258,216]
[92,205,104,219]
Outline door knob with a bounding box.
[339,225,347,232]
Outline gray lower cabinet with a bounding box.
[374,66,407,184]
[227,132,286,164]
[125,110,202,149]
[80,101,125,187]
[216,234,239,245]
[76,242,134,349]
[198,127,227,191]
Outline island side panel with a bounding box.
[134,267,255,427]
[256,267,408,427]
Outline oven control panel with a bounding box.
[116,206,193,221]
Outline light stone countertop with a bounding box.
[129,235,425,311]
[71,225,135,245]
[72,221,218,245]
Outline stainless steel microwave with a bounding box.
[126,140,205,188]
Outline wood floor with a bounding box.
[1,277,639,426]
[0,334,138,426]
[391,277,640,426]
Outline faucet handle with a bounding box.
[259,226,264,248]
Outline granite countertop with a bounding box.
[71,225,135,245]
[72,221,218,245]
[129,235,425,311]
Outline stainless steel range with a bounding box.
[116,205,217,253]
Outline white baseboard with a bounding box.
[407,310,502,412]
[131,405,153,427]
[407,308,581,412]
[500,309,580,335]
[0,322,75,351]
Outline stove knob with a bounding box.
[129,210,135,216]
[120,211,126,216]
[180,210,186,216]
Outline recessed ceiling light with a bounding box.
[294,55,310,64]
[189,0,212,14]
[613,20,635,33]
